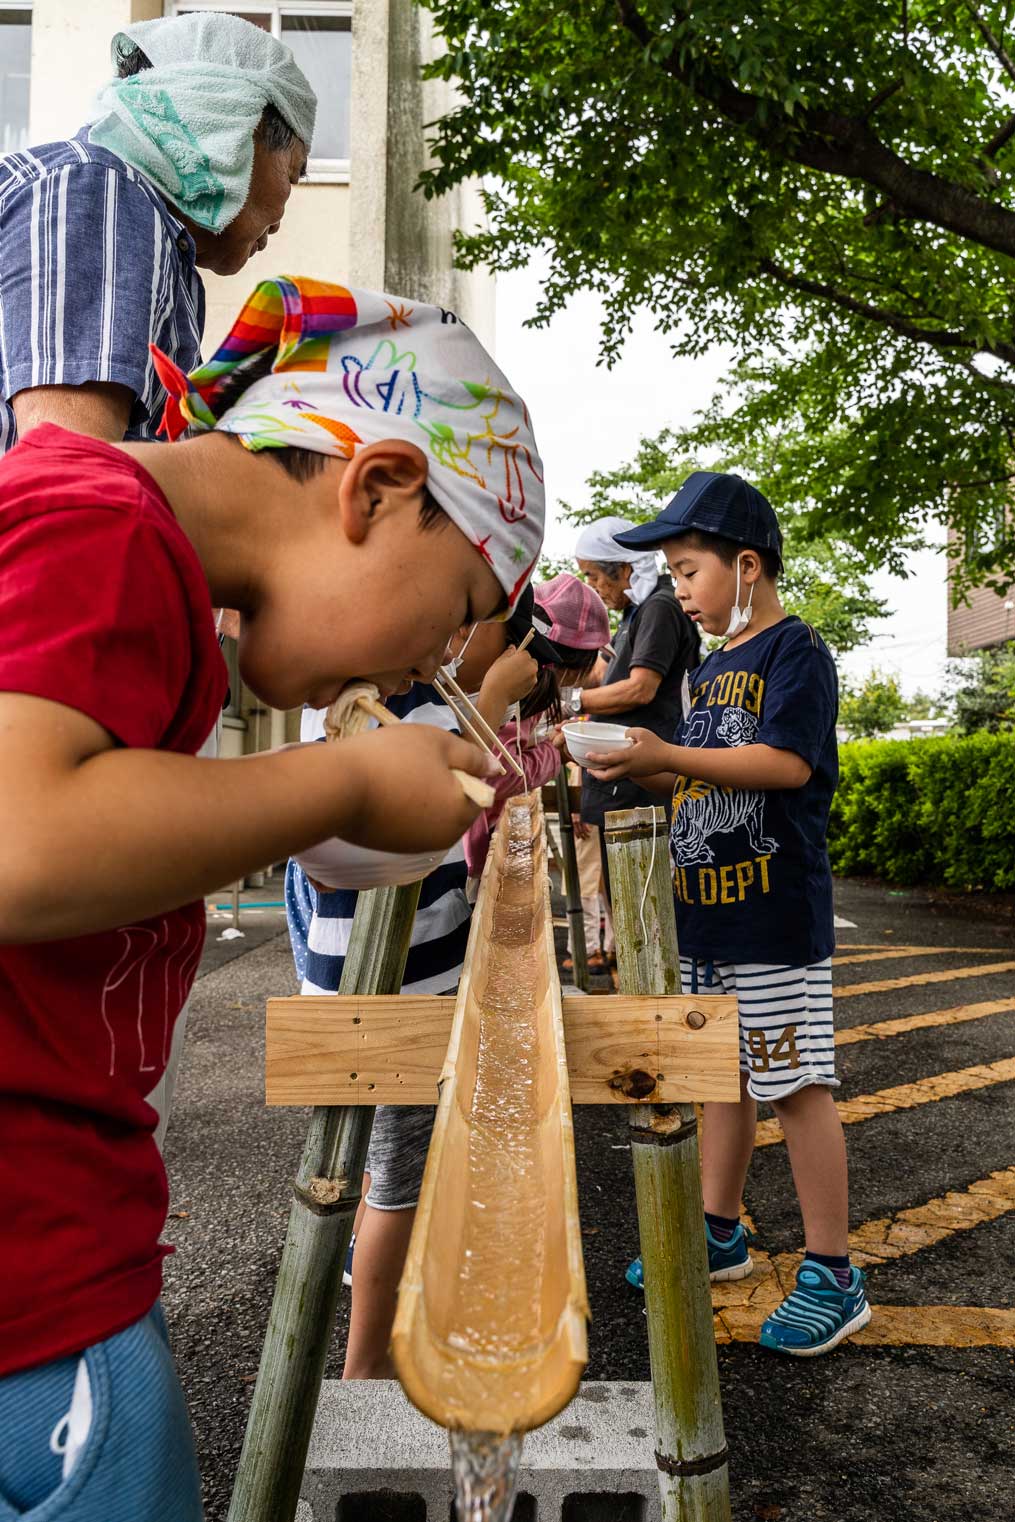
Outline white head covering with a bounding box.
[574,515,660,607]
[88,12,317,231]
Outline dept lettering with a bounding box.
[673,853,773,907]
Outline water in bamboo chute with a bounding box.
[392,791,588,1462]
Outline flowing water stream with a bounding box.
[449,1430,525,1522]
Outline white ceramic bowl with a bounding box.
[561,720,633,769]
[292,837,447,890]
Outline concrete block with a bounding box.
[302,1380,661,1522]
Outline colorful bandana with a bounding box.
[152,276,544,611]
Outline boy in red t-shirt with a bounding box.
[0,278,544,1518]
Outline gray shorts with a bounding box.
[364,1105,435,1211]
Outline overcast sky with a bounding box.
[495,261,950,698]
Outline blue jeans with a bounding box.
[0,1303,202,1521]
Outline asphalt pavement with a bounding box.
[162,875,1014,1522]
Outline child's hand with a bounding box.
[481,644,539,706]
[338,725,494,851]
[587,728,674,782]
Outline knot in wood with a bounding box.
[609,1066,657,1099]
[306,1175,344,1207]
[685,1009,706,1030]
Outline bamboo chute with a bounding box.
[390,790,589,1435]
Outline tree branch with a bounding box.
[758,258,1015,368]
[965,0,1015,86]
[616,1,1015,259]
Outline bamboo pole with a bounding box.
[555,770,590,993]
[227,880,423,1522]
[605,806,732,1522]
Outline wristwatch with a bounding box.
[568,688,584,715]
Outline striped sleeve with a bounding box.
[0,161,172,404]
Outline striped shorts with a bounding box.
[680,957,837,1103]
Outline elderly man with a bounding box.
[0,11,315,452]
[573,514,700,903]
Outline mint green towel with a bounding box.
[87,11,316,232]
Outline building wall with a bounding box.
[947,581,1015,654]
[19,0,494,763]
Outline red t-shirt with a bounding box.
[0,425,227,1375]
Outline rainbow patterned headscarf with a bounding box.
[152,276,544,611]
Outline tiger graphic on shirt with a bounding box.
[671,698,780,909]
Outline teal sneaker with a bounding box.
[625,1220,753,1290]
[759,1259,871,1356]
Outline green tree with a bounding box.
[839,670,908,738]
[949,639,1015,731]
[422,0,1015,592]
[551,427,887,655]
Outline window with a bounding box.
[168,3,351,179]
[0,5,31,155]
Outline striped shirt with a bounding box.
[0,130,204,455]
[285,684,472,997]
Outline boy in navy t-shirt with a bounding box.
[587,471,871,1356]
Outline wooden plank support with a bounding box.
[606,805,732,1522]
[265,992,738,1107]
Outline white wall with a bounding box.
[28,0,161,143]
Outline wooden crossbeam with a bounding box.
[265,990,739,1107]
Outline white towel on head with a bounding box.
[574,516,660,606]
[87,11,316,231]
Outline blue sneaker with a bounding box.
[759,1259,871,1356]
[342,1233,355,1288]
[625,1221,753,1290]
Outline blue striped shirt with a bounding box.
[285,684,472,997]
[0,130,204,455]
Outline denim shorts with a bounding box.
[0,1303,202,1522]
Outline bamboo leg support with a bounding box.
[555,770,590,993]
[227,880,422,1522]
[605,807,732,1522]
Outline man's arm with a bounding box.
[580,665,661,714]
[12,381,134,443]
[0,693,490,944]
[587,727,812,790]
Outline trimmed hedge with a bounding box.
[829,733,1015,892]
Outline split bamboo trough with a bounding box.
[391,792,589,1435]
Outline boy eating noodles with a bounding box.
[0,276,543,1516]
[588,471,871,1356]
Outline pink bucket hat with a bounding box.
[534,573,610,650]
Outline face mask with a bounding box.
[724,557,755,639]
[442,623,478,678]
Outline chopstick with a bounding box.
[433,668,525,779]
[430,686,507,775]
[353,694,495,808]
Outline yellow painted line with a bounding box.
[835,961,1015,999]
[834,947,1007,967]
[849,1167,1015,1265]
[713,1169,1015,1345]
[754,1056,1015,1148]
[836,997,1015,1047]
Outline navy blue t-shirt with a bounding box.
[670,617,838,966]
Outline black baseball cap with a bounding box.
[504,582,558,663]
[612,471,783,569]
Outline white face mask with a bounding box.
[442,623,478,678]
[724,557,755,639]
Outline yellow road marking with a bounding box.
[713,1169,1015,1345]
[834,947,1007,967]
[835,961,1015,998]
[836,998,1015,1047]
[754,1057,1015,1148]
